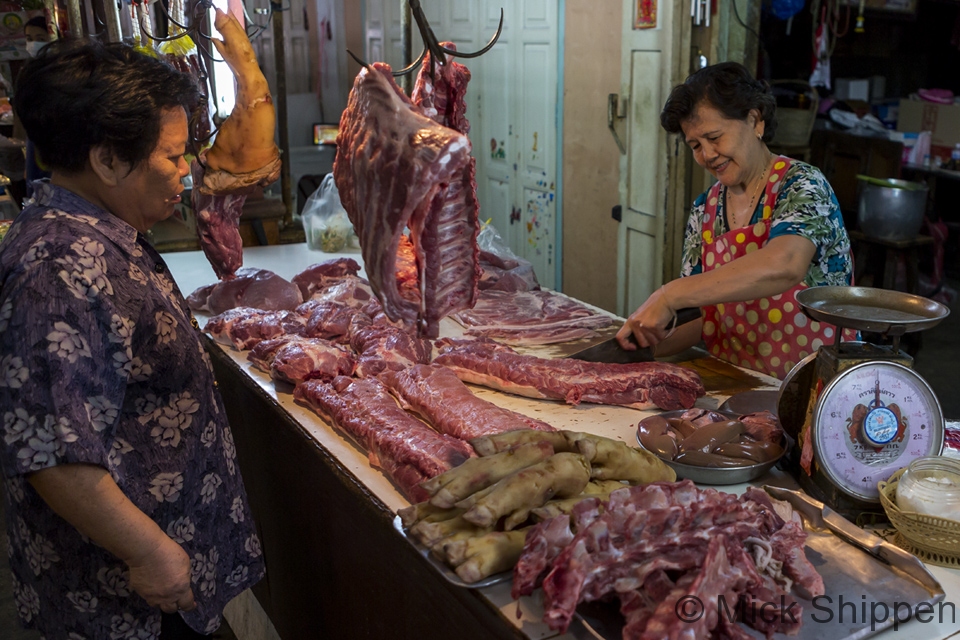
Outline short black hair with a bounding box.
[13,38,200,174]
[25,16,47,31]
[660,61,778,143]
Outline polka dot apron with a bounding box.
[699,156,849,380]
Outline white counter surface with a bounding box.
[163,243,960,640]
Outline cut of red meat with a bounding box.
[294,376,474,502]
[247,335,299,371]
[433,338,704,410]
[408,45,482,337]
[165,49,211,142]
[204,307,307,350]
[619,588,657,639]
[188,267,303,314]
[348,315,432,378]
[512,514,575,600]
[190,175,246,280]
[517,480,820,637]
[638,537,755,640]
[256,338,356,384]
[296,300,360,343]
[334,61,479,338]
[453,290,614,346]
[185,283,216,312]
[411,43,471,136]
[380,364,555,442]
[769,519,824,599]
[738,411,785,445]
[306,275,377,310]
[291,258,362,299]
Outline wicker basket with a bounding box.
[878,467,960,568]
[770,80,819,147]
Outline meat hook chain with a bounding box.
[346,1,503,80]
[136,0,270,56]
[132,0,276,153]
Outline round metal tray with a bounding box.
[795,286,949,335]
[776,352,819,441]
[718,390,779,416]
[636,410,786,485]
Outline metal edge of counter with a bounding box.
[206,338,532,640]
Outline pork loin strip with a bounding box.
[380,364,555,442]
[294,376,474,502]
[433,338,704,411]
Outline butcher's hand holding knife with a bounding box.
[615,233,815,356]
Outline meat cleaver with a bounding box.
[568,307,702,364]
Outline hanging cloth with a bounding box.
[809,6,831,89]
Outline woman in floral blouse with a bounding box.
[0,21,264,640]
[616,62,853,380]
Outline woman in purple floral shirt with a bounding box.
[0,35,263,640]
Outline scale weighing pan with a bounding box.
[795,286,949,336]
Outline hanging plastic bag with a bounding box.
[771,0,805,20]
[302,174,355,252]
[477,221,540,292]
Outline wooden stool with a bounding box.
[849,230,934,295]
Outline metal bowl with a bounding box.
[718,390,779,416]
[636,410,787,485]
[857,177,928,242]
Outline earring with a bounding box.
[757,133,762,140]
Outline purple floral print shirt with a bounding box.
[0,182,264,639]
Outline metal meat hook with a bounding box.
[347,2,503,79]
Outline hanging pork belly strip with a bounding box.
[334,59,480,338]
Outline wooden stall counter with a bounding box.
[163,244,960,640]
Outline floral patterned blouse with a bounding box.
[680,160,853,286]
[0,182,264,639]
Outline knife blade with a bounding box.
[763,485,944,594]
[567,307,701,364]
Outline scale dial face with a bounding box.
[813,361,944,502]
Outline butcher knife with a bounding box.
[567,307,702,364]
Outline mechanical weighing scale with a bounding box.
[777,287,950,524]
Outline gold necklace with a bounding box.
[731,156,774,229]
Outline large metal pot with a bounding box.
[857,177,928,242]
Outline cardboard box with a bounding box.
[898,99,960,162]
[836,78,870,102]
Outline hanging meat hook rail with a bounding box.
[138,0,271,60]
[135,0,275,150]
[347,1,503,79]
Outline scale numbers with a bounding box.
[813,361,944,502]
